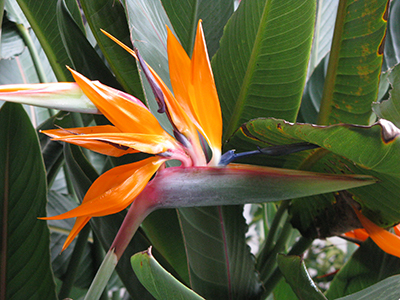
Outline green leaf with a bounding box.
[56,0,122,89]
[227,117,400,229]
[79,0,145,99]
[299,55,329,124]
[16,0,83,81]
[326,239,400,299]
[317,0,389,125]
[335,275,400,300]
[131,247,205,300]
[308,0,338,77]
[161,0,233,57]
[0,102,56,300]
[178,205,263,299]
[382,0,400,70]
[212,0,316,141]
[277,254,327,300]
[124,0,174,132]
[372,63,400,127]
[47,191,96,290]
[141,209,189,284]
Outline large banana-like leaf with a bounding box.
[212,0,316,141]
[227,117,400,229]
[0,102,56,300]
[79,0,145,99]
[160,0,233,57]
[317,0,389,125]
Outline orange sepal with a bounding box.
[42,125,138,157]
[50,132,179,155]
[344,228,369,242]
[189,20,222,163]
[40,156,165,220]
[61,216,91,252]
[68,68,169,138]
[354,208,400,258]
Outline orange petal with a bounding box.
[189,21,222,164]
[394,224,400,236]
[40,156,166,219]
[344,228,369,242]
[61,216,91,252]
[68,68,169,137]
[51,132,179,155]
[354,209,400,258]
[42,125,137,157]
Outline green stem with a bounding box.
[15,23,48,83]
[257,201,290,268]
[92,233,109,300]
[316,0,347,125]
[258,217,293,281]
[58,223,91,299]
[261,237,313,298]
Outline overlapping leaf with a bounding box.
[212,0,316,141]
[160,0,233,57]
[227,117,400,229]
[0,102,56,300]
[317,0,389,125]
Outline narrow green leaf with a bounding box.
[79,0,145,99]
[161,0,233,57]
[372,63,400,127]
[0,102,56,300]
[326,239,400,299]
[382,0,400,70]
[57,0,122,89]
[124,0,174,132]
[212,0,316,141]
[308,0,338,78]
[15,0,83,81]
[277,254,327,300]
[131,247,205,300]
[317,0,389,125]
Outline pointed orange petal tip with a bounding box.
[354,208,400,258]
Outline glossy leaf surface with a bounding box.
[277,254,327,300]
[131,247,205,300]
[0,103,56,300]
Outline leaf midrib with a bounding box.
[223,0,273,141]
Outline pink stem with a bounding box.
[110,193,156,260]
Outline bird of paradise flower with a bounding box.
[0,19,398,299]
